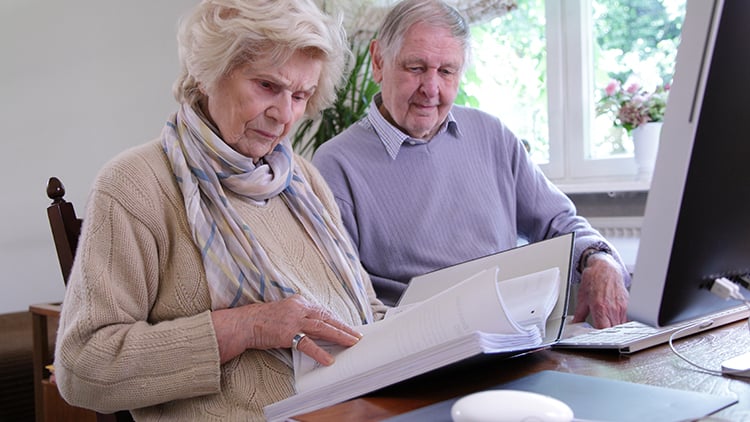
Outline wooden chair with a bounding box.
[46,177,82,285]
[45,177,134,422]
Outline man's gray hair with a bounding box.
[375,0,472,72]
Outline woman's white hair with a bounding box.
[173,0,351,117]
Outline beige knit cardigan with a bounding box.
[54,139,386,421]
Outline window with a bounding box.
[463,0,685,188]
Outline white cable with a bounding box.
[667,279,750,376]
[710,277,746,301]
[668,322,726,375]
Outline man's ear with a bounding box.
[369,39,384,83]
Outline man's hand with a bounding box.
[573,253,629,328]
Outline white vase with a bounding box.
[632,122,663,181]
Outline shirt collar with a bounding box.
[367,93,461,160]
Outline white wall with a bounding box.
[0,1,196,313]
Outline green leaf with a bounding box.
[292,38,378,156]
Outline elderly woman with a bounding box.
[53,0,386,420]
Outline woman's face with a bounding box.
[204,50,322,161]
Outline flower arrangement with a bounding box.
[596,79,670,134]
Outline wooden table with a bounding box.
[294,320,750,421]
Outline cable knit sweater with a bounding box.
[54,139,386,421]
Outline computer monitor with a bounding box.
[627,0,750,327]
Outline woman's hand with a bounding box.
[211,294,362,366]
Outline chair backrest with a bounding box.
[46,177,82,285]
[45,177,134,422]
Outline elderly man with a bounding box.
[313,0,629,328]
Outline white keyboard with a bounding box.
[555,307,749,354]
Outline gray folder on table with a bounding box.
[383,370,738,422]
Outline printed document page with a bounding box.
[293,266,559,393]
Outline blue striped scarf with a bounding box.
[162,104,373,325]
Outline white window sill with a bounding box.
[553,177,651,195]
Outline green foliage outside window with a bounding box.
[593,0,683,85]
[462,0,548,162]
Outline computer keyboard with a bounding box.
[555,306,749,354]
[556,320,686,353]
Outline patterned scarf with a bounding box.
[161,104,373,325]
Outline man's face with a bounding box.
[371,22,463,140]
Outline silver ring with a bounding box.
[291,333,306,351]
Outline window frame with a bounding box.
[541,0,645,190]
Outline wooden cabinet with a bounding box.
[29,303,96,422]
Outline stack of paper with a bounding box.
[264,264,563,421]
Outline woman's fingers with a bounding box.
[301,311,362,346]
[213,295,364,365]
[292,333,335,366]
[288,298,364,366]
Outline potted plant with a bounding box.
[291,1,385,157]
[596,78,670,178]
[292,41,379,157]
[596,79,669,134]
